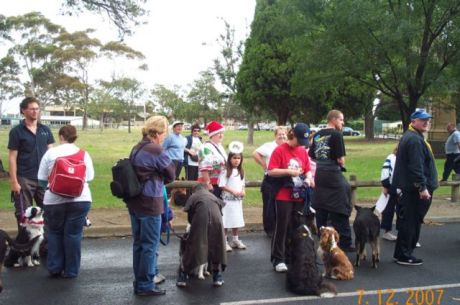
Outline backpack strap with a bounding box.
[160,186,170,246]
[206,141,226,161]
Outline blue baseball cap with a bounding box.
[410,109,432,120]
[293,123,310,146]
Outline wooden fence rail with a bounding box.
[166,176,460,204]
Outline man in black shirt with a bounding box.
[309,110,354,252]
[8,97,55,224]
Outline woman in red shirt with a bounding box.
[267,123,314,273]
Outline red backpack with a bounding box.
[48,150,86,198]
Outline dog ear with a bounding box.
[30,207,37,219]
[354,205,361,211]
[371,205,376,211]
[334,230,340,243]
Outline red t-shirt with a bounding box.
[268,143,311,202]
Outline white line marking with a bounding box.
[220,282,460,305]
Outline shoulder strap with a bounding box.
[129,141,150,163]
[206,141,226,161]
[64,149,85,160]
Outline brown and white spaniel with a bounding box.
[318,226,354,280]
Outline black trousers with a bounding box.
[381,193,399,232]
[261,176,276,236]
[271,200,303,265]
[393,191,432,260]
[442,153,460,181]
[185,165,198,181]
[315,208,353,249]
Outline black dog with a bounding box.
[286,224,337,297]
[353,205,380,268]
[0,230,40,293]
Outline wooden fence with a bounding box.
[166,176,460,204]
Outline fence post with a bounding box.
[350,175,357,206]
[451,174,460,203]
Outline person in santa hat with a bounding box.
[198,121,227,198]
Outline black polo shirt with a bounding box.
[8,120,55,179]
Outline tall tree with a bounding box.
[307,0,460,130]
[5,12,62,103]
[214,20,253,143]
[150,84,186,119]
[236,0,312,125]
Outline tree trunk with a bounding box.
[364,111,374,140]
[246,115,255,145]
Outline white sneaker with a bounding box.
[382,231,397,241]
[226,242,233,252]
[230,239,247,249]
[275,263,288,273]
[416,242,421,248]
[154,273,166,284]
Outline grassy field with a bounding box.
[0,128,449,211]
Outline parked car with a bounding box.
[238,124,248,130]
[342,127,361,136]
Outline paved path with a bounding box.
[1,223,460,305]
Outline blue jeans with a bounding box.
[44,201,90,277]
[130,211,161,292]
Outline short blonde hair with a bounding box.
[142,115,168,137]
[327,109,343,122]
[274,126,287,136]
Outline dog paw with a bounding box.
[198,275,205,280]
[204,271,210,277]
[33,260,40,266]
[27,263,34,267]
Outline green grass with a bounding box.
[0,129,448,211]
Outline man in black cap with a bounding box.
[309,109,355,252]
[392,109,438,266]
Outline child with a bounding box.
[219,141,246,252]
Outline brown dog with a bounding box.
[318,226,354,280]
[170,187,188,206]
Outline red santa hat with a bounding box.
[205,121,225,137]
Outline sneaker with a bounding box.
[382,231,397,241]
[416,242,421,248]
[212,271,224,287]
[230,239,247,249]
[396,256,423,266]
[274,262,288,273]
[176,270,188,288]
[226,242,233,252]
[154,273,166,284]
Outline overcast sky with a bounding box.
[1,0,256,113]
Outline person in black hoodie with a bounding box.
[392,109,438,266]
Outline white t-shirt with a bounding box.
[187,136,203,166]
[255,141,277,172]
[38,143,95,205]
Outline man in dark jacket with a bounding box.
[392,109,438,266]
[177,183,227,287]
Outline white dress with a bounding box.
[218,168,245,228]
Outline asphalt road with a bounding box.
[1,223,460,305]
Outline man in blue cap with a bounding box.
[392,109,438,266]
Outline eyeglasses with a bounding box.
[27,108,40,111]
[193,129,200,132]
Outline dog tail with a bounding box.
[10,235,41,253]
[319,281,337,298]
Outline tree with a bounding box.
[5,12,63,103]
[214,20,253,143]
[101,77,145,133]
[150,84,186,119]
[236,0,313,126]
[61,0,148,38]
[0,55,23,117]
[187,70,224,125]
[53,29,145,129]
[307,0,460,130]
